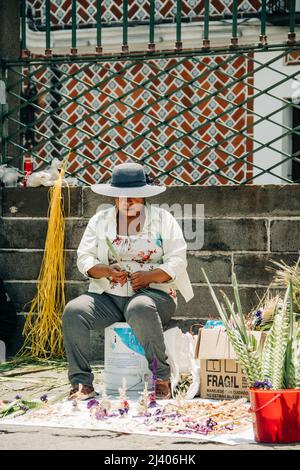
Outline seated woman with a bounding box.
[62,162,194,400]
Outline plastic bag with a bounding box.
[0,165,19,187]
[0,164,7,181]
[163,327,200,399]
[27,158,78,187]
[27,158,61,187]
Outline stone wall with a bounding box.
[1,185,300,358]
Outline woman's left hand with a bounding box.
[130,268,172,291]
[130,271,153,291]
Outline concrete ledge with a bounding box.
[4,281,278,319]
[0,219,48,249]
[182,285,277,318]
[270,220,300,252]
[203,219,268,251]
[233,253,300,285]
[2,187,82,218]
[82,185,300,218]
[187,253,232,283]
[0,217,269,251]
[3,281,89,312]
[0,219,88,250]
[0,250,85,281]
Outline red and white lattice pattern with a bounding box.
[27,0,261,27]
[285,50,300,65]
[25,54,253,185]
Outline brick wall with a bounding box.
[1,185,300,359]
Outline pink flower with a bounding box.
[112,236,122,246]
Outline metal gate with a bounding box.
[0,0,299,185]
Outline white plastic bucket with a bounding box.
[104,322,151,391]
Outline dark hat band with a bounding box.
[110,180,147,188]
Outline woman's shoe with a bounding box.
[68,384,96,401]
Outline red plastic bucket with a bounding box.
[249,388,300,443]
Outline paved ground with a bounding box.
[0,361,299,451]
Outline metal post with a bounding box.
[45,0,52,56]
[21,0,30,58]
[122,0,129,53]
[71,0,77,55]
[148,0,155,52]
[202,0,210,50]
[288,0,296,44]
[96,0,102,54]
[230,0,238,48]
[0,0,22,168]
[259,0,268,47]
[0,64,7,165]
[175,0,182,50]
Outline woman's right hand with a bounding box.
[107,264,128,286]
[86,263,127,285]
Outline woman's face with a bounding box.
[114,197,145,217]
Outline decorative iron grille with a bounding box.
[0,0,299,185]
[26,0,263,30]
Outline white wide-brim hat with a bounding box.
[91,162,166,197]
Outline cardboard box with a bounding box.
[196,328,264,400]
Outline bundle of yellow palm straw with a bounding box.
[19,165,69,359]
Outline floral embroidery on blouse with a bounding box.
[112,236,123,246]
[132,248,157,264]
[106,233,177,302]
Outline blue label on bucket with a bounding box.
[114,327,145,356]
[204,320,223,329]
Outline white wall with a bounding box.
[253,50,300,184]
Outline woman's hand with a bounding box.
[130,268,172,291]
[130,271,153,291]
[108,264,128,286]
[87,263,128,286]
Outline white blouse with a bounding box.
[77,201,194,303]
[105,232,178,302]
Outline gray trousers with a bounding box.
[62,288,177,386]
